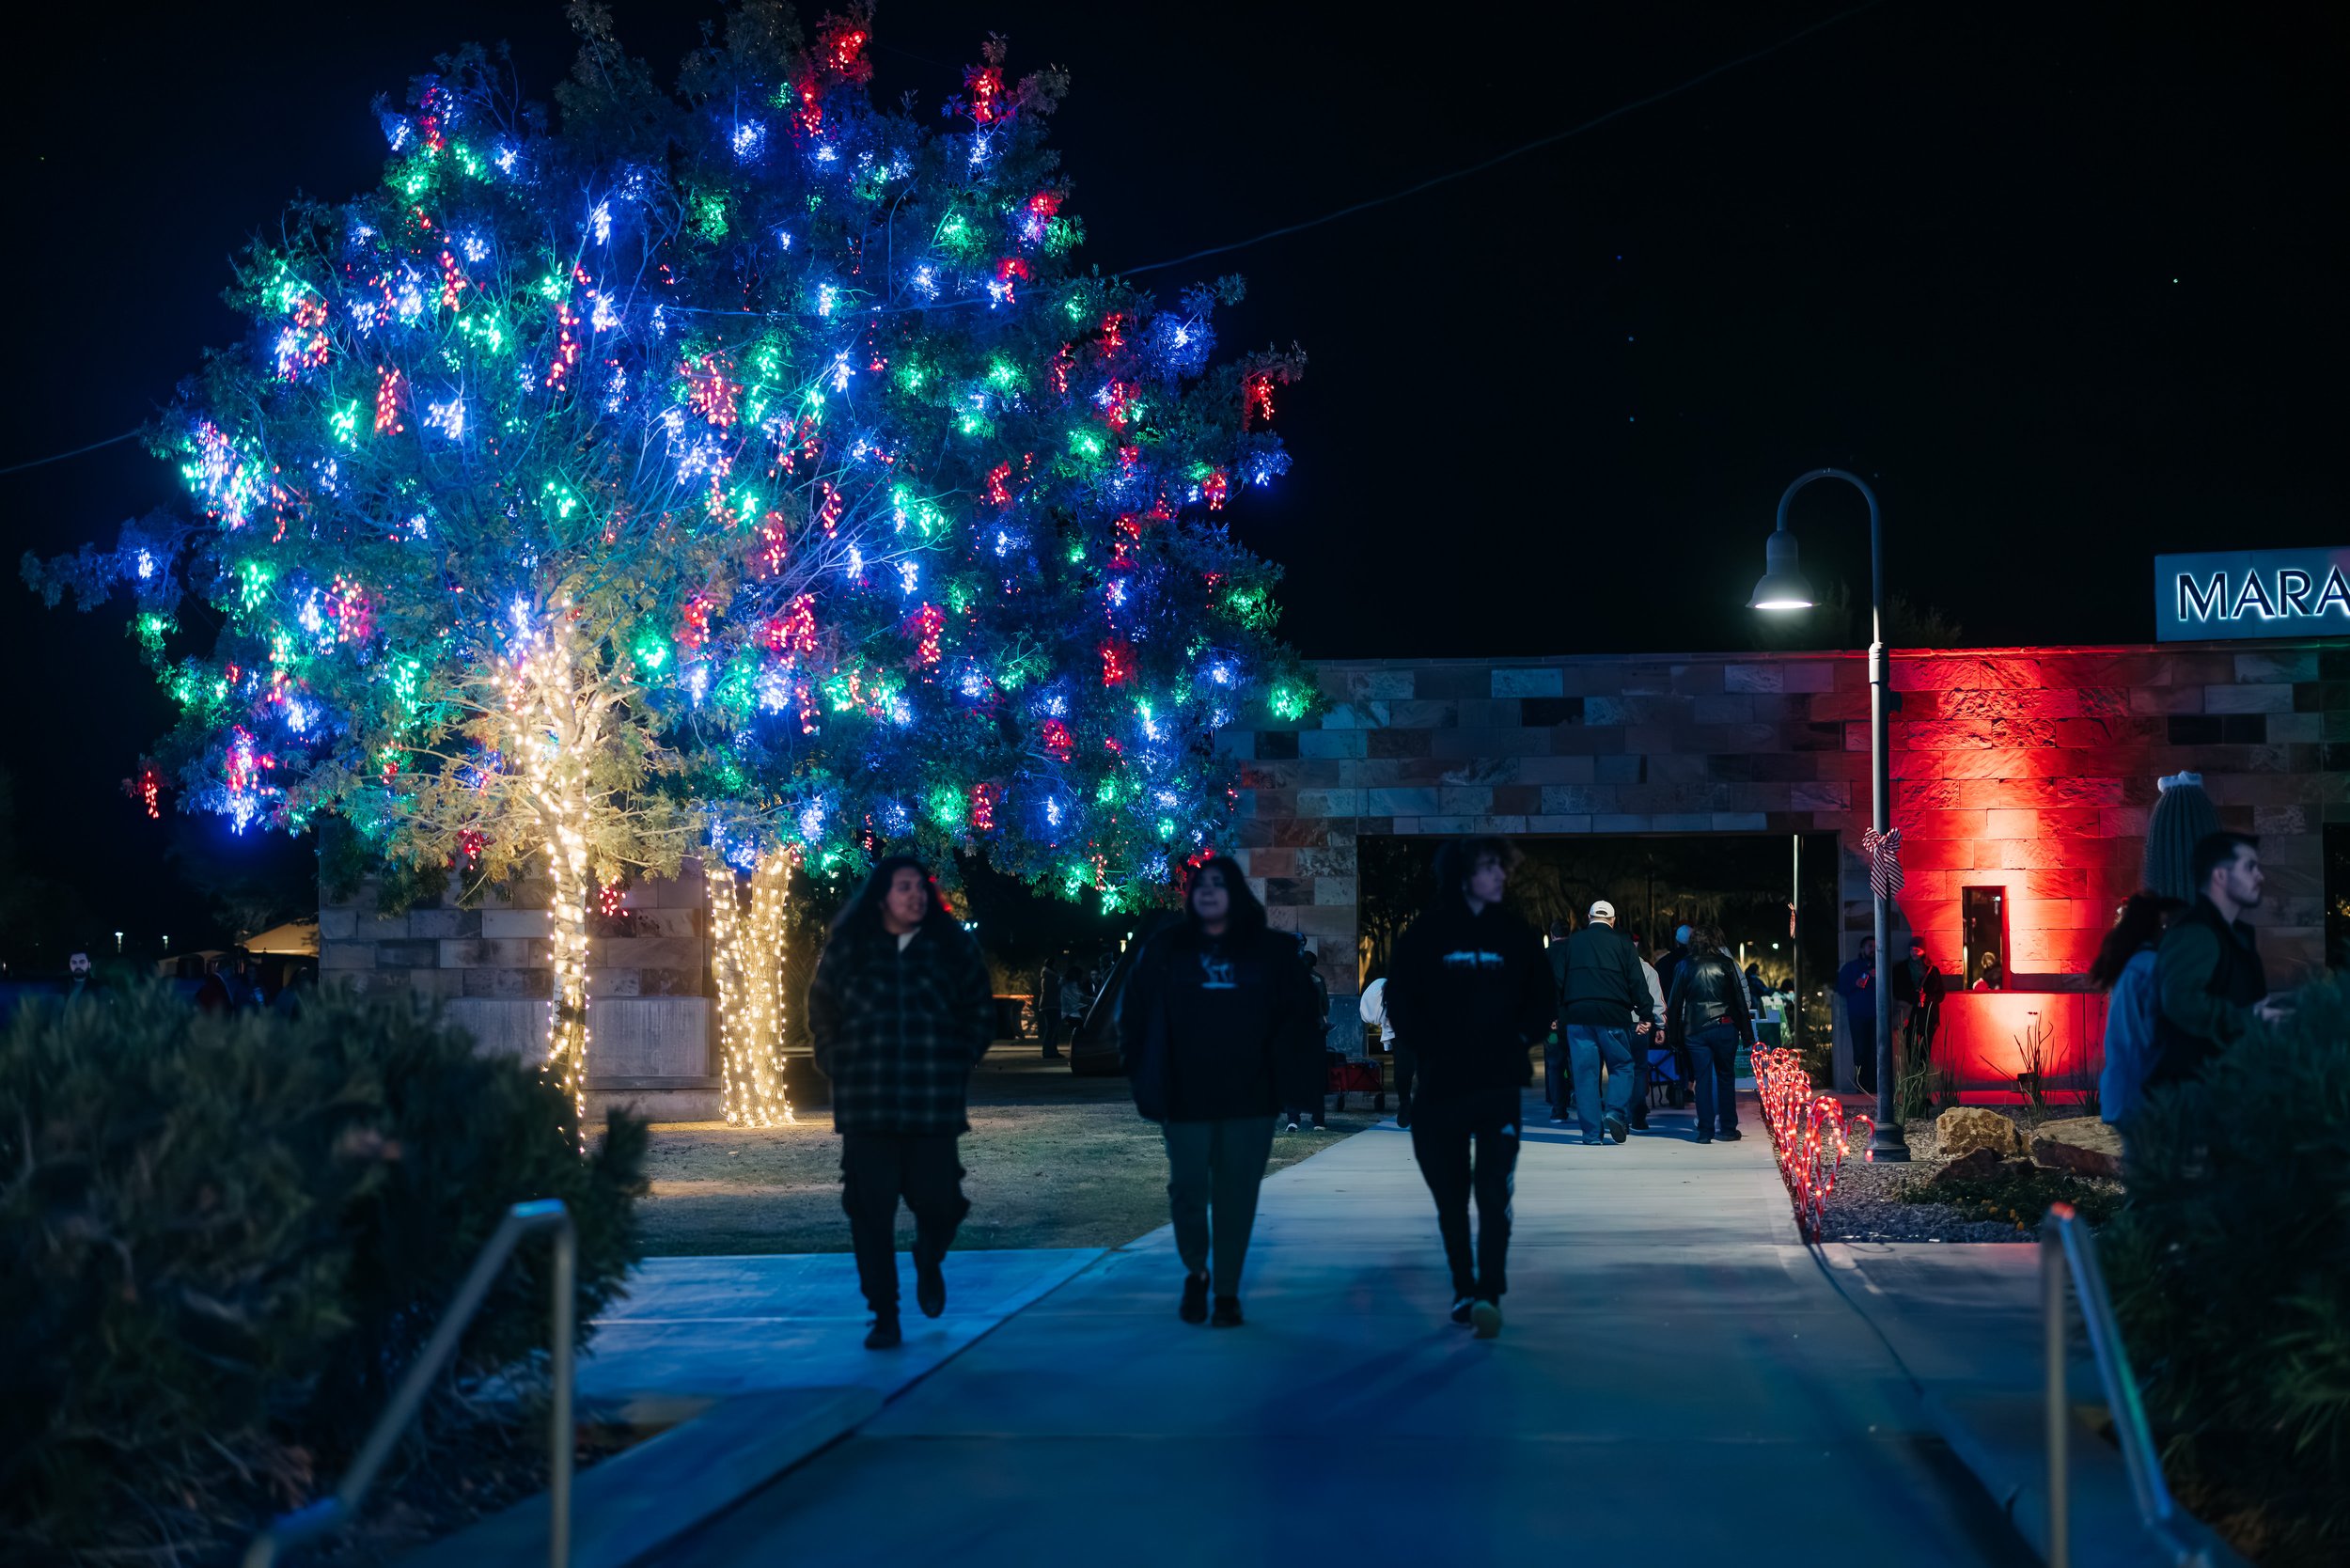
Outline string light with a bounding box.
[711,850,794,1125]
[1751,1045,1874,1240]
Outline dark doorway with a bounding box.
[1358,832,1841,1048]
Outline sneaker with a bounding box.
[1630,1107,1650,1131]
[1470,1299,1503,1340]
[1210,1295,1245,1328]
[1395,1112,1412,1131]
[1547,1113,1568,1126]
[916,1252,947,1319]
[1584,1133,1608,1147]
[864,1315,902,1350]
[1604,1112,1629,1145]
[1695,1134,1713,1145]
[1180,1273,1210,1325]
[1717,1127,1744,1142]
[1449,1295,1477,1325]
[1283,1119,1300,1134]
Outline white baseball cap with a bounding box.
[1589,901,1616,922]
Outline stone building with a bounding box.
[322,637,2344,1109]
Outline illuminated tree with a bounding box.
[28,4,1308,1122]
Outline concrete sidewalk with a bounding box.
[576,1249,1103,1409]
[657,1098,2033,1567]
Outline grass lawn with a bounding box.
[636,1047,1387,1255]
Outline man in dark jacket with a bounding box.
[2148,832,2280,1091]
[1557,899,1653,1146]
[1386,838,1553,1340]
[1039,955,1066,1059]
[808,855,996,1349]
[1666,929,1759,1144]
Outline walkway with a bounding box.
[653,1095,2031,1568]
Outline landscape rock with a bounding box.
[2030,1117,2124,1180]
[1931,1147,2007,1184]
[1935,1105,2027,1159]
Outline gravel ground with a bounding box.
[1810,1109,2121,1244]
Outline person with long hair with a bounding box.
[2092,891,2175,1124]
[1384,837,1554,1340]
[1120,856,1322,1326]
[1662,927,1758,1145]
[807,854,997,1350]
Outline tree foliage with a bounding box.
[25,2,1308,917]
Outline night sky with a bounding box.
[2,0,2342,957]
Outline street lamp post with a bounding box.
[1749,467,1909,1161]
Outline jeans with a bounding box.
[1409,1087,1521,1300]
[1688,1022,1742,1137]
[1565,1024,1635,1140]
[1847,1008,1878,1093]
[840,1134,970,1315]
[1163,1116,1278,1294]
[1543,1038,1570,1115]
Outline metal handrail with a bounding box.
[243,1199,576,1568]
[2041,1201,2231,1568]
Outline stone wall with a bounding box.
[1224,642,2343,1032]
[321,860,719,1121]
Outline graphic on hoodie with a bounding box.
[1197,951,1237,990]
[1441,949,1510,970]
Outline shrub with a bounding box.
[2099,976,2350,1563]
[0,984,646,1561]
[1896,1163,2124,1229]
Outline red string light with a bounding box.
[1751,1045,1874,1240]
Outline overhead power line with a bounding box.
[1114,0,1889,278]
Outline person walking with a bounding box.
[1120,856,1323,1327]
[1385,838,1552,1339]
[1634,939,1667,1127]
[1543,918,1574,1127]
[807,855,996,1351]
[1058,954,1092,1045]
[1283,943,1331,1133]
[1665,928,1758,1144]
[1835,936,1878,1092]
[1359,973,1408,1124]
[2148,832,2283,1091]
[2092,892,2175,1125]
[1039,955,1066,1058]
[1557,899,1652,1146]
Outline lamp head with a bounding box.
[1749,525,1815,611]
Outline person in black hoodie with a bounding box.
[808,855,997,1350]
[1120,856,1323,1327]
[1384,838,1554,1340]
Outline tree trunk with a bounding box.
[711,851,792,1125]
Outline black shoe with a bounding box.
[864,1314,902,1350]
[1042,1049,1063,1059]
[1696,1134,1713,1145]
[1469,1299,1503,1340]
[1604,1112,1629,1145]
[1630,1108,1650,1130]
[1180,1273,1210,1325]
[1395,1112,1412,1130]
[1717,1127,1744,1142]
[1211,1295,1244,1327]
[916,1252,947,1319]
[1449,1295,1477,1325]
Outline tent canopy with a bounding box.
[243,919,321,957]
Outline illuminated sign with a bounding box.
[2155,548,2350,641]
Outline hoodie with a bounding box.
[1120,922,1324,1121]
[1385,896,1554,1103]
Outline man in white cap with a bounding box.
[1554,899,1653,1145]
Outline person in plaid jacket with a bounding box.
[808,855,996,1349]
